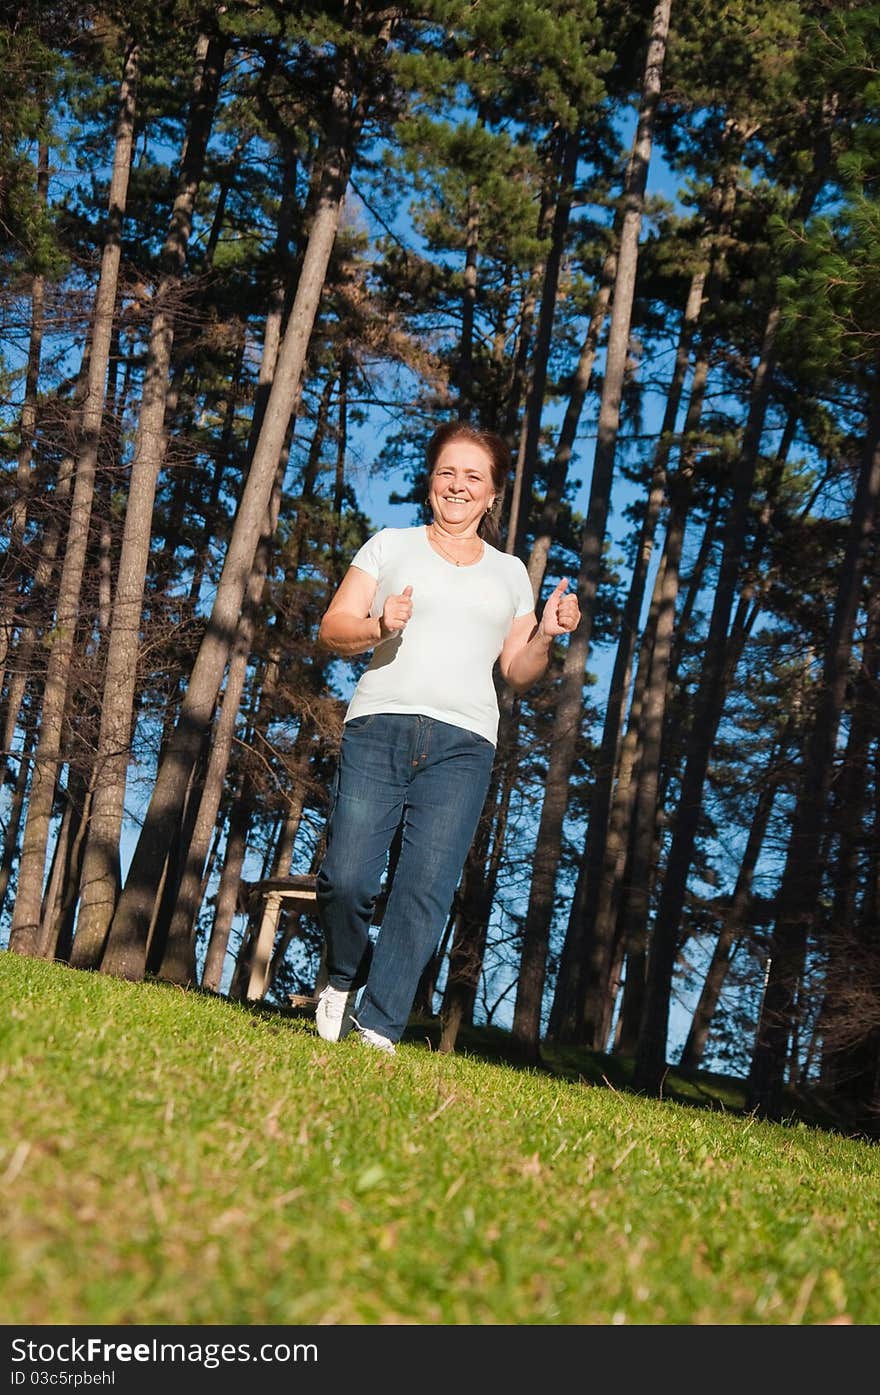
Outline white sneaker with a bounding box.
[354,1024,396,1055]
[315,984,357,1041]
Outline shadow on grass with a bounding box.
[401,1016,878,1142]
[147,976,878,1142]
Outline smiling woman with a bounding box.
[311,421,581,1056]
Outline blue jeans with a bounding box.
[316,714,495,1041]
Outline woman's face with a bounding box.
[428,440,496,533]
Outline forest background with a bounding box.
[1,0,878,1130]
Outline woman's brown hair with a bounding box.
[425,421,510,547]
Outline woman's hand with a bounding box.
[539,578,580,637]
[379,585,413,639]
[500,579,580,693]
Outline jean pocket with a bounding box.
[460,727,494,751]
[344,714,379,731]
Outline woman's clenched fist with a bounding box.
[379,585,414,639]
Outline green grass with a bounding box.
[1,953,877,1325]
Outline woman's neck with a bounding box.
[430,520,480,542]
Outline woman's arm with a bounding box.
[317,565,414,656]
[499,612,551,693]
[499,578,581,693]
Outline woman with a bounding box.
[314,420,580,1053]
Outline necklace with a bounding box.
[429,525,483,567]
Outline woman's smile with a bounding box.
[428,441,496,534]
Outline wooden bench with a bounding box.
[242,875,317,1002]
[245,873,387,1002]
[246,873,319,919]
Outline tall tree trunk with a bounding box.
[100,34,370,980]
[71,31,227,968]
[632,303,781,1091]
[747,399,880,1116]
[0,140,48,697]
[665,492,721,699]
[456,187,479,420]
[634,127,832,1092]
[158,487,281,986]
[679,738,788,1069]
[587,483,720,1051]
[0,713,36,919]
[158,596,289,988]
[0,371,83,790]
[144,714,214,976]
[186,344,245,607]
[506,127,580,555]
[581,560,663,1047]
[820,573,880,1102]
[553,165,740,1043]
[8,46,139,956]
[658,404,799,814]
[550,245,714,1041]
[0,260,78,797]
[37,765,92,962]
[642,407,798,1072]
[201,790,249,993]
[614,835,649,1054]
[152,152,298,984]
[600,929,628,1052]
[511,0,672,1057]
[439,704,517,1050]
[526,243,616,593]
[328,354,350,572]
[615,450,696,1048]
[621,189,772,1055]
[499,186,554,468]
[617,348,762,1055]
[189,163,296,610]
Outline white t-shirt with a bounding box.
[344,526,536,745]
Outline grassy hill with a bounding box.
[1,952,877,1325]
